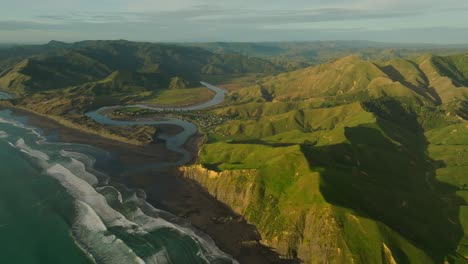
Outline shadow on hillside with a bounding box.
[431,57,468,88]
[300,98,464,262]
[228,138,297,147]
[378,64,442,105]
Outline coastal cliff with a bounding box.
[179,165,356,263]
[180,165,257,216]
[179,163,438,263]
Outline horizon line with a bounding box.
[2,39,468,47]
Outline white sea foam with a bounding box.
[145,248,172,264]
[15,138,50,161]
[60,150,96,168]
[5,132,147,263]
[60,150,109,183]
[105,185,238,263]
[124,192,140,203]
[74,200,107,232]
[96,186,123,204]
[0,131,8,139]
[64,157,99,186]
[129,208,179,231]
[73,201,145,264]
[0,116,44,139]
[137,199,238,263]
[46,164,138,229]
[2,113,238,264]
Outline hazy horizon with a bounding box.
[1,1,468,44]
[2,39,468,47]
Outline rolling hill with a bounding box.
[187,41,468,69]
[0,40,283,95]
[0,40,287,145]
[182,53,468,263]
[229,54,468,108]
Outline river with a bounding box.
[0,83,237,264]
[86,82,226,168]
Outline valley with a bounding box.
[0,40,467,264]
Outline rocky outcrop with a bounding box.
[179,165,257,215]
[179,165,352,263]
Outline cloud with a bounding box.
[1,0,468,43]
[20,5,419,27]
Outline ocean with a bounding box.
[0,109,236,264]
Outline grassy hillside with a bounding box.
[0,40,286,144]
[229,54,468,106]
[0,40,283,95]
[180,53,468,263]
[432,54,468,87]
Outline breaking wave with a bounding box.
[0,130,8,139]
[0,109,238,264]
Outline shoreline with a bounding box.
[1,105,293,264]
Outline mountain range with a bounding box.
[0,40,467,264]
[186,53,467,263]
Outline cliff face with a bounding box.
[179,165,436,264]
[179,165,257,215]
[179,165,354,263]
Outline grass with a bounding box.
[131,87,214,107]
[425,123,468,260]
[196,93,468,262]
[211,102,375,143]
[432,54,468,87]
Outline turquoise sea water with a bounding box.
[0,109,236,264]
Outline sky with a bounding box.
[1,0,468,44]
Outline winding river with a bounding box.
[86,82,226,168]
[0,84,237,264]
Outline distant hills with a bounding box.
[188,40,468,66]
[3,40,468,87]
[230,54,468,107]
[0,40,283,95]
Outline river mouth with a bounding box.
[0,108,238,264]
[0,83,240,264]
[0,82,291,264]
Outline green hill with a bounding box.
[0,40,283,95]
[0,40,286,145]
[187,41,468,69]
[432,54,468,87]
[229,54,468,106]
[181,53,468,263]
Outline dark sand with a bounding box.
[3,106,297,264]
